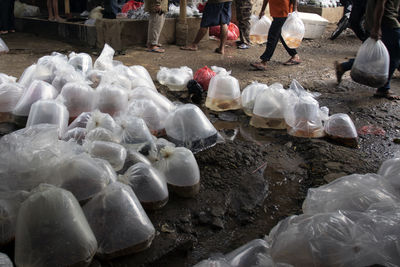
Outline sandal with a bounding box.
[147,47,165,53]
[373,91,400,100]
[0,31,8,35]
[250,62,267,71]
[283,58,301,65]
[180,46,198,51]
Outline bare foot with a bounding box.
[180,45,198,51]
[215,47,224,54]
[55,16,66,22]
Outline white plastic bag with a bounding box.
[59,82,97,118]
[0,38,9,53]
[225,239,270,267]
[281,12,305,48]
[13,80,58,117]
[94,43,115,71]
[26,99,69,136]
[241,81,268,116]
[51,65,86,93]
[15,184,98,267]
[206,73,241,111]
[165,104,218,153]
[302,173,399,214]
[378,156,400,190]
[129,65,156,90]
[324,113,358,147]
[68,52,93,74]
[250,86,289,129]
[96,85,128,117]
[85,140,127,171]
[153,146,200,197]
[249,15,271,44]
[156,66,193,91]
[82,182,155,259]
[0,83,24,112]
[119,162,169,209]
[350,37,389,88]
[0,73,17,85]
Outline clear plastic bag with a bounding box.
[0,82,24,113]
[284,95,325,138]
[86,127,120,143]
[119,148,152,174]
[15,184,97,267]
[250,15,271,44]
[99,65,132,90]
[96,85,128,117]
[0,191,29,246]
[0,252,13,267]
[269,212,374,267]
[59,82,97,118]
[127,87,175,135]
[378,156,400,190]
[225,239,270,267]
[63,127,87,144]
[350,38,390,88]
[119,162,169,209]
[51,64,86,93]
[250,86,289,129]
[35,53,69,84]
[85,140,127,171]
[206,73,241,111]
[82,182,155,259]
[0,38,9,53]
[26,99,69,136]
[153,146,200,197]
[94,158,118,182]
[68,52,93,74]
[117,115,157,156]
[13,80,58,117]
[94,43,115,71]
[281,12,305,48]
[324,113,358,148]
[241,81,268,116]
[302,173,399,214]
[128,65,156,90]
[0,73,17,85]
[86,69,106,88]
[194,257,231,267]
[156,66,193,91]
[58,154,113,203]
[86,110,121,135]
[165,104,218,153]
[17,64,37,89]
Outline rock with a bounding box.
[323,172,347,183]
[324,161,343,171]
[211,218,225,230]
[198,211,210,225]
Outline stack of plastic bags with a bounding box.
[195,153,400,266]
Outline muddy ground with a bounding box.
[0,24,400,266]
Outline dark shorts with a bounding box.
[200,2,232,28]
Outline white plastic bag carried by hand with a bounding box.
[249,15,271,44]
[281,11,305,48]
[350,37,389,88]
[0,38,9,53]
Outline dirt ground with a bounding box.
[0,24,400,266]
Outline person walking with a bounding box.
[0,0,16,34]
[250,0,300,70]
[235,0,252,49]
[145,0,168,53]
[180,0,233,54]
[335,0,400,100]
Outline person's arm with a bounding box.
[290,0,298,12]
[370,0,386,40]
[259,0,269,18]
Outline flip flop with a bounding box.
[373,91,400,100]
[180,46,198,51]
[250,62,267,71]
[147,47,165,53]
[283,58,301,65]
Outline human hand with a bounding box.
[370,28,381,40]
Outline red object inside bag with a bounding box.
[194,66,216,91]
[209,22,239,40]
[122,0,144,13]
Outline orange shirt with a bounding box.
[269,0,293,18]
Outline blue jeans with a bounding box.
[260,17,297,62]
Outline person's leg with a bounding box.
[0,0,9,32]
[47,0,55,20]
[217,23,228,54]
[147,13,165,52]
[349,0,367,42]
[8,0,15,32]
[252,17,285,67]
[280,35,300,64]
[375,27,400,99]
[334,58,354,83]
[237,0,251,47]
